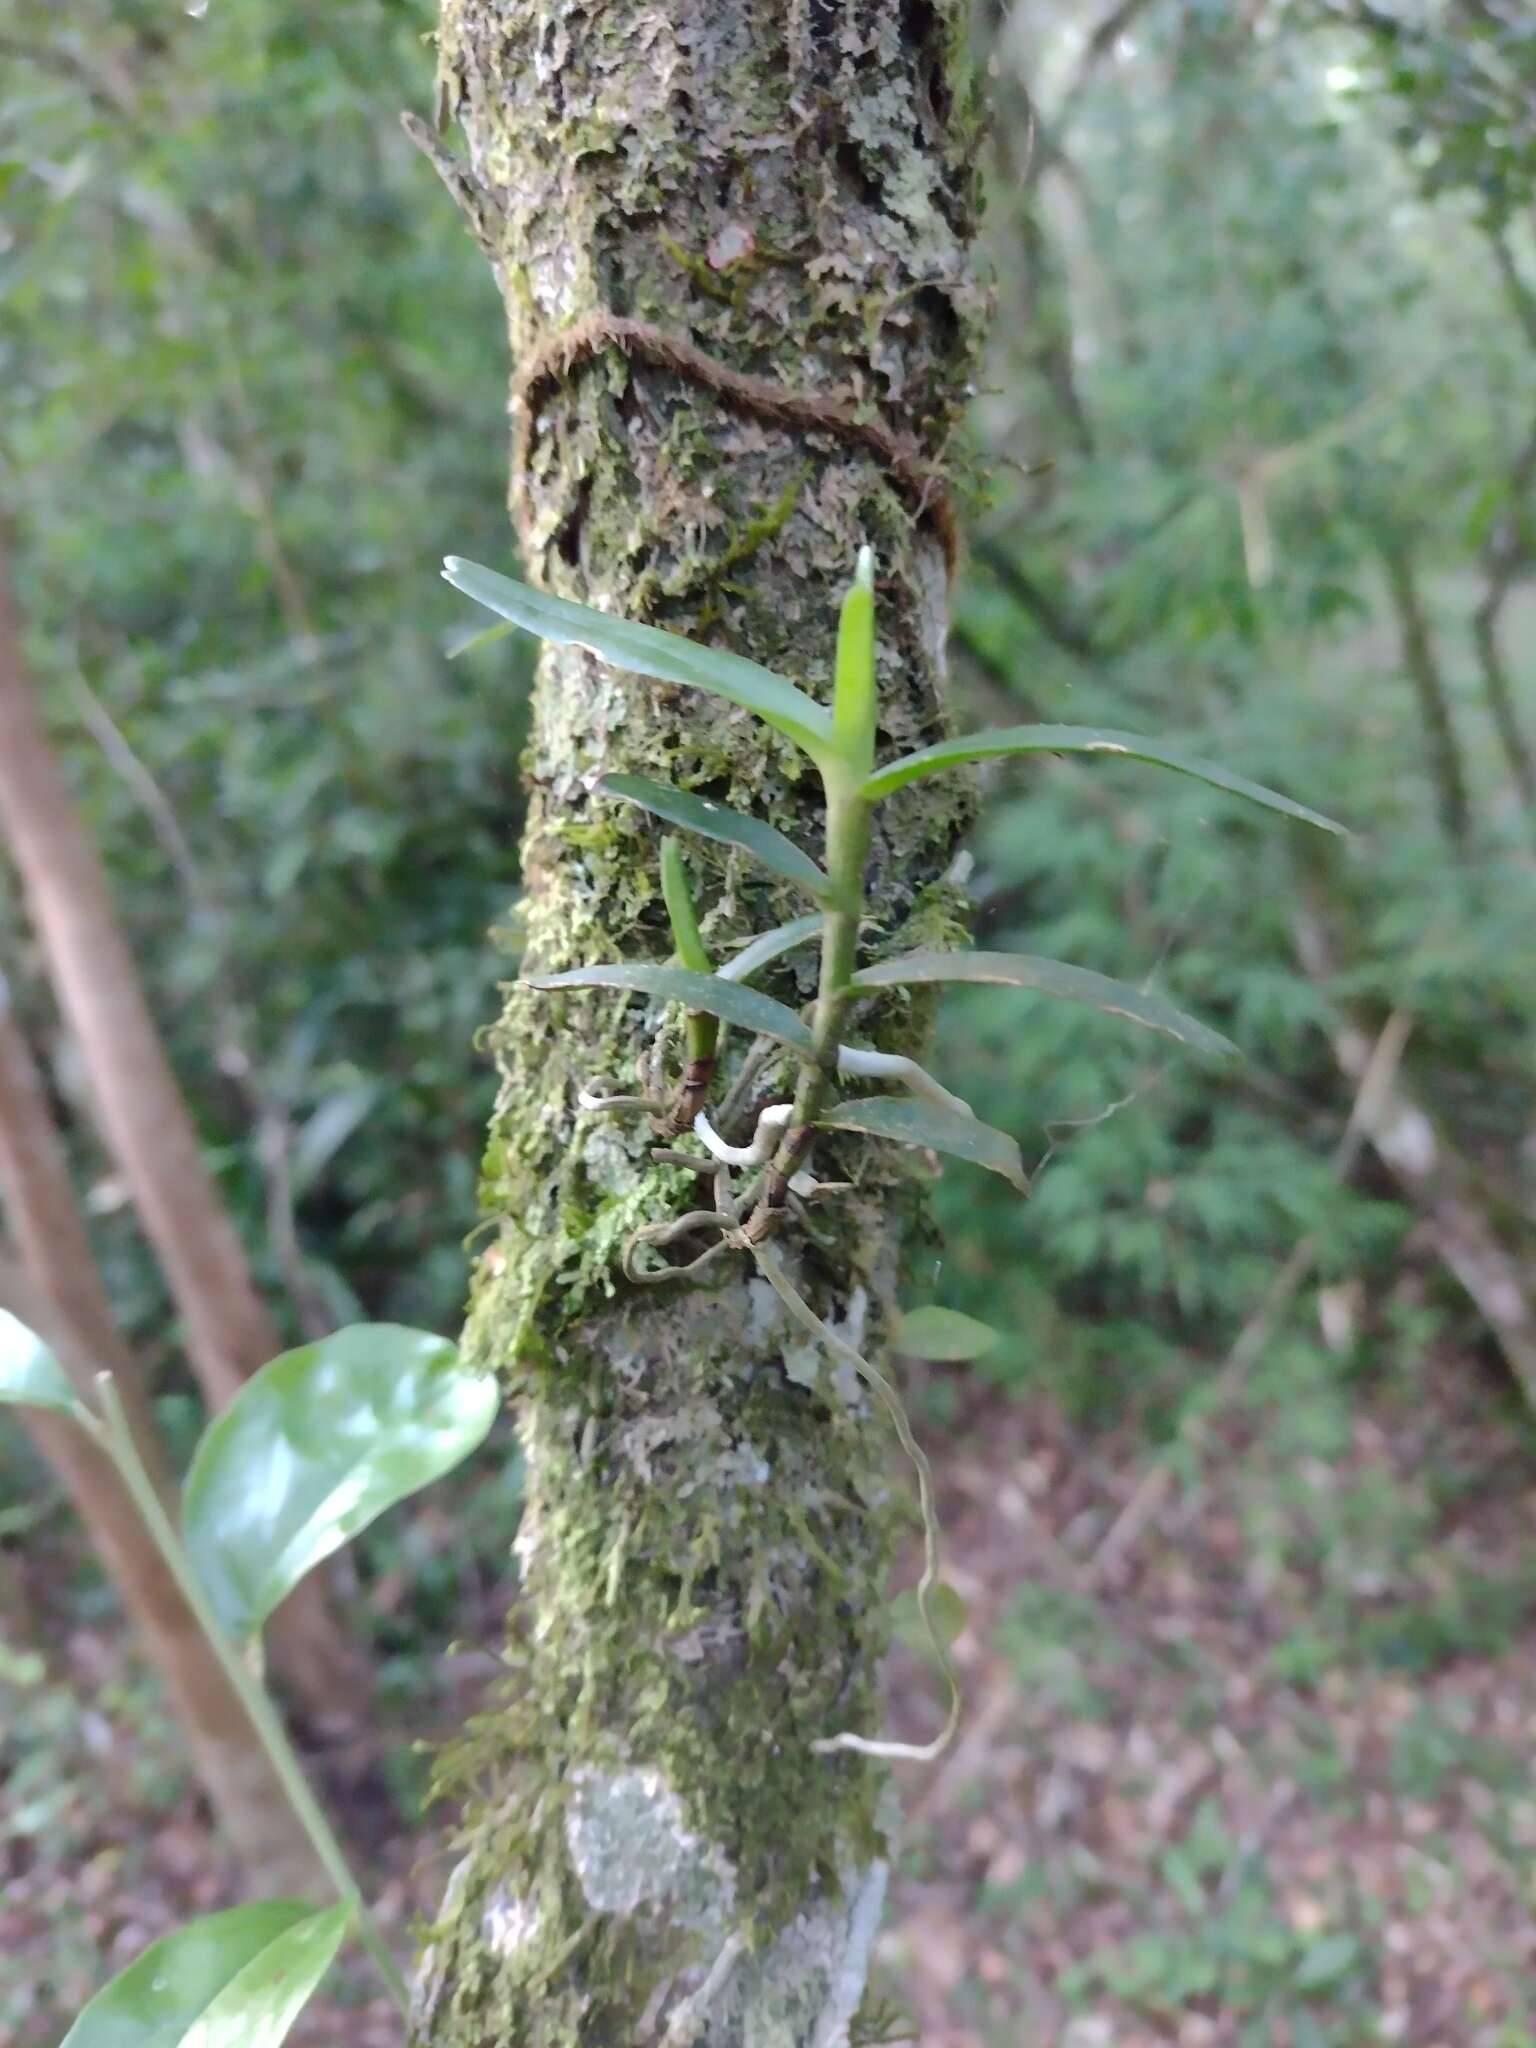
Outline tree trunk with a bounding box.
[411,8,984,2044]
[0,1254,328,1898]
[0,538,364,1726]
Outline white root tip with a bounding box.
[694,1102,793,1167]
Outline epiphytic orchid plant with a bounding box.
[444,548,1337,1245]
[443,546,1342,1759]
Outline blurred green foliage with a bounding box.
[0,1,529,1359]
[924,1,1536,1430]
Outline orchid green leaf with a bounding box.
[831,545,877,775]
[526,962,814,1053]
[717,913,823,985]
[599,773,828,895]
[892,1306,1002,1361]
[445,617,515,660]
[442,558,833,757]
[853,950,1237,1059]
[818,1095,1028,1191]
[660,837,712,975]
[864,723,1344,832]
[892,1580,968,1655]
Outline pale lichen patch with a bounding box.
[565,1768,737,1935]
[481,1887,544,1960]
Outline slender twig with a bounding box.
[1468,407,1536,821]
[1380,539,1471,848]
[1051,0,1159,134]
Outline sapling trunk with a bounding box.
[0,1260,329,1900]
[0,538,367,1727]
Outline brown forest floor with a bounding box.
[7,1353,1536,2048]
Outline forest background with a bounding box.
[3,2,1536,2044]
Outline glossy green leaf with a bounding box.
[182,1325,499,1642]
[525,963,814,1053]
[442,558,833,757]
[660,837,712,975]
[853,949,1237,1060]
[59,1901,346,2048]
[717,913,823,985]
[863,723,1344,831]
[598,773,828,895]
[183,1904,350,2048]
[0,1307,86,1421]
[892,1305,1002,1362]
[817,1095,1028,1191]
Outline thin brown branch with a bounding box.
[1052,0,1159,133]
[1379,539,1472,847]
[1469,418,1536,821]
[973,535,1105,668]
[1294,904,1536,1405]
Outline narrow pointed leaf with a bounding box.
[864,723,1344,831]
[526,963,813,1053]
[0,1307,87,1421]
[818,1095,1028,1191]
[182,1325,499,1642]
[598,774,828,894]
[832,546,877,775]
[442,558,833,756]
[660,837,712,974]
[853,949,1237,1059]
[59,1900,339,2048]
[718,913,823,985]
[893,1306,1002,1362]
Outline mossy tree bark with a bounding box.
[414,8,985,2042]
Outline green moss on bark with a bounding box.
[416,4,984,2042]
